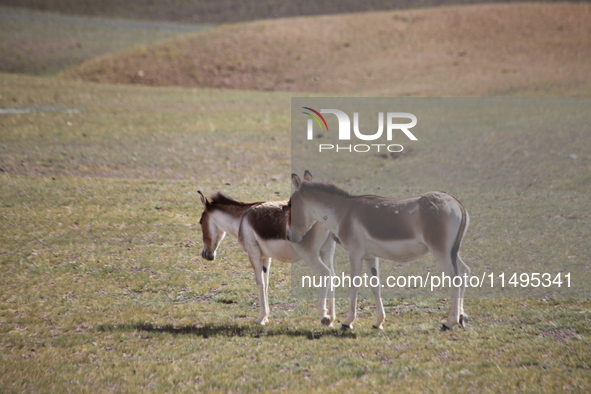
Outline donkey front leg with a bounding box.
[342,252,364,330]
[248,250,270,325]
[319,237,337,326]
[295,245,333,326]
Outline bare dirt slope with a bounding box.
[63,3,591,96]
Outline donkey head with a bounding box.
[198,191,226,261]
[287,170,316,243]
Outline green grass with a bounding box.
[1,73,591,392]
[0,72,290,183]
[0,6,210,75]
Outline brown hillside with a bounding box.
[62,3,591,96]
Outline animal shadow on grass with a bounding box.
[97,322,357,340]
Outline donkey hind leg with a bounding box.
[319,238,337,326]
[364,258,385,330]
[456,254,470,328]
[434,251,466,331]
[248,248,270,325]
[342,252,364,330]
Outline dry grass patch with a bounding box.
[63,3,591,96]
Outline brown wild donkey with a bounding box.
[198,181,336,326]
[287,172,470,331]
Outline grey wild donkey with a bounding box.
[287,172,470,331]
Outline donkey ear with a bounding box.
[291,174,302,190]
[198,190,208,206]
[303,170,313,181]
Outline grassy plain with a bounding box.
[1,2,591,392]
[2,73,590,392]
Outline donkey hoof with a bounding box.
[371,324,383,330]
[321,316,332,326]
[459,314,468,329]
[341,324,352,331]
[440,324,451,331]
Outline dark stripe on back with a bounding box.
[246,202,289,240]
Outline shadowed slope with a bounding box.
[0,0,569,24]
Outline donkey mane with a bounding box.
[303,182,354,198]
[304,181,409,201]
[209,192,258,207]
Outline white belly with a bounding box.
[366,238,429,263]
[258,239,299,263]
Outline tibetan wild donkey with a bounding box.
[198,182,336,326]
[287,172,470,331]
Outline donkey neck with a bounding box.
[303,188,352,235]
[210,204,253,239]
